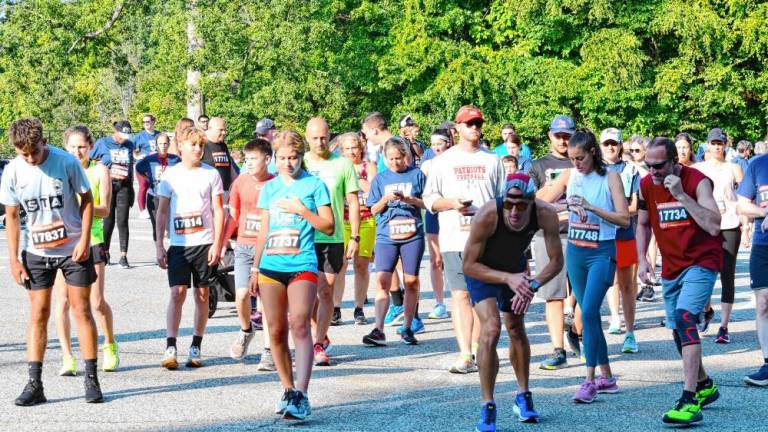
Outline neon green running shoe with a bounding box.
[662,398,702,425]
[695,379,719,407]
[59,355,76,377]
[102,343,120,372]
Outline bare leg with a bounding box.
[451,290,475,355]
[374,272,393,330]
[617,265,636,332]
[756,290,768,358]
[235,288,252,330]
[90,262,114,344]
[403,274,420,329]
[166,286,188,338]
[260,281,293,390]
[545,299,565,349]
[27,289,53,362]
[287,280,318,393]
[427,234,444,304]
[313,271,336,344]
[67,284,98,361]
[53,272,73,359]
[353,256,371,309]
[474,299,501,402]
[191,287,210,337]
[333,259,347,308]
[504,312,530,392]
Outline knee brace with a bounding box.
[672,330,683,356]
[674,309,700,347]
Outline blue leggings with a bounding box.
[566,241,616,368]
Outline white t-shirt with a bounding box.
[156,163,224,247]
[423,145,506,252]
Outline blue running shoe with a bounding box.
[475,402,496,432]
[428,303,449,319]
[744,363,768,387]
[384,305,404,327]
[397,317,425,334]
[513,391,540,423]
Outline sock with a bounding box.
[696,377,712,391]
[555,347,566,355]
[334,306,341,314]
[84,359,98,377]
[354,307,363,315]
[242,324,252,333]
[28,361,42,381]
[391,289,404,307]
[167,337,177,348]
[681,390,697,403]
[191,335,203,348]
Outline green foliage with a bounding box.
[2,0,768,157]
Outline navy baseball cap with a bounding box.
[550,115,575,135]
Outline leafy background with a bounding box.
[1,0,767,156]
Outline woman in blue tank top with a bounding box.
[541,129,630,404]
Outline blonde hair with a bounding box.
[176,126,206,147]
[272,130,306,155]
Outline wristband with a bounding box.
[350,236,361,242]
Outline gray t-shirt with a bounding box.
[0,146,90,257]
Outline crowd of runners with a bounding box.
[3,106,768,430]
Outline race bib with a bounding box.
[174,212,204,235]
[459,215,473,232]
[758,185,768,208]
[568,222,599,248]
[389,217,417,241]
[110,163,129,180]
[265,228,300,255]
[243,213,262,237]
[30,220,68,249]
[657,202,690,229]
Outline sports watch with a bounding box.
[529,279,541,293]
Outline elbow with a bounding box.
[618,214,631,230]
[462,262,478,279]
[321,222,335,236]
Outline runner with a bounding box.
[423,105,506,373]
[226,138,274,363]
[250,130,334,420]
[303,117,360,366]
[422,129,452,320]
[90,120,135,268]
[540,129,630,403]
[54,126,119,376]
[155,126,225,370]
[202,117,239,194]
[637,136,722,425]
[736,151,768,386]
[693,128,746,343]
[1,118,102,405]
[529,115,575,369]
[135,133,181,241]
[600,128,641,353]
[675,133,696,167]
[362,137,426,346]
[133,113,160,220]
[335,132,377,325]
[464,173,563,430]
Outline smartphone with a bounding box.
[394,191,405,199]
[460,199,473,207]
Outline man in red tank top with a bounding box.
[637,137,723,426]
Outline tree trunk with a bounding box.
[186,0,204,120]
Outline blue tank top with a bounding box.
[566,169,617,243]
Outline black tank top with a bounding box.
[480,198,539,273]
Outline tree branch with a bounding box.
[68,1,127,54]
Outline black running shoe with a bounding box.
[330,308,342,326]
[353,307,366,325]
[401,328,418,345]
[14,379,46,406]
[84,374,104,403]
[639,285,655,302]
[566,328,581,358]
[362,328,387,346]
[118,256,130,269]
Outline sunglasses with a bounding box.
[629,148,643,153]
[465,120,484,129]
[601,141,619,147]
[503,200,530,211]
[646,159,670,170]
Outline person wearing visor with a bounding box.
[398,114,425,167]
[463,173,563,430]
[90,120,136,269]
[636,137,722,426]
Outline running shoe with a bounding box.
[428,303,449,319]
[284,390,311,420]
[14,379,46,406]
[400,328,418,345]
[330,307,342,326]
[744,363,768,386]
[564,310,575,328]
[313,344,331,366]
[695,378,719,407]
[186,345,203,368]
[662,397,702,425]
[257,349,276,372]
[622,332,639,353]
[715,326,730,344]
[397,317,425,334]
[275,388,295,414]
[84,374,104,403]
[59,355,77,377]
[353,307,367,325]
[250,310,263,331]
[539,349,567,370]
[608,318,622,334]
[102,342,120,372]
[698,307,714,333]
[230,329,255,360]
[595,376,619,393]
[118,256,130,269]
[513,392,539,423]
[362,328,387,347]
[161,346,179,370]
[640,285,656,302]
[572,380,597,403]
[449,357,478,374]
[383,304,404,326]
[566,328,581,358]
[475,401,497,432]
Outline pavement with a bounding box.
[0,208,767,431]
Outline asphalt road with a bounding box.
[0,209,767,431]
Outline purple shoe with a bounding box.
[573,380,597,403]
[595,376,619,394]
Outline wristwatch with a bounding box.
[350,236,361,242]
[529,279,541,293]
